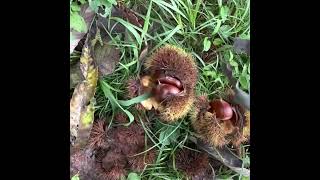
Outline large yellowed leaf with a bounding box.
[70,46,98,147]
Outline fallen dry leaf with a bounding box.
[116,4,143,28]
[70,46,98,147]
[70,61,84,89]
[93,42,120,77]
[233,38,250,55]
[190,137,250,177]
[140,97,159,110]
[139,42,149,62]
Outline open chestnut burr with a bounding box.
[140,44,198,123]
[191,95,250,147]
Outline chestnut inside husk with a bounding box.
[209,99,233,121]
[153,75,184,102]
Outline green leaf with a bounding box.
[101,5,112,17]
[79,0,86,4]
[220,6,229,22]
[71,2,81,11]
[229,60,238,67]
[159,131,170,145]
[218,0,222,7]
[203,70,216,78]
[212,19,221,35]
[239,74,248,90]
[203,37,211,52]
[127,172,141,180]
[70,12,87,32]
[242,64,248,75]
[88,0,100,12]
[118,93,151,107]
[105,0,117,5]
[71,174,80,180]
[212,38,223,46]
[99,0,116,17]
[228,50,234,63]
[219,25,232,39]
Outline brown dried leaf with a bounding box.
[140,97,159,110]
[191,137,250,177]
[70,46,98,147]
[70,61,84,89]
[233,38,250,55]
[93,42,120,77]
[139,43,149,62]
[116,4,143,28]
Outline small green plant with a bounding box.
[203,37,211,52]
[99,80,150,126]
[88,0,117,17]
[127,172,141,180]
[70,0,87,32]
[71,174,80,180]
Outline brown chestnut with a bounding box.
[209,99,233,121]
[158,76,183,90]
[154,84,181,101]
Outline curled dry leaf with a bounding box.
[190,137,250,177]
[70,46,98,147]
[139,75,160,110]
[117,3,143,28]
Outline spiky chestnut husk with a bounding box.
[95,164,127,180]
[191,95,250,147]
[229,107,250,147]
[101,148,128,171]
[243,110,250,139]
[192,110,232,147]
[108,122,146,155]
[88,119,109,149]
[175,149,213,179]
[114,112,128,124]
[93,147,128,180]
[100,167,127,180]
[144,44,198,122]
[127,148,156,172]
[70,148,98,179]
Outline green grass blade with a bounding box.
[140,0,153,49]
[118,93,151,106]
[151,25,181,51]
[110,17,142,46]
[100,80,135,126]
[153,0,187,20]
